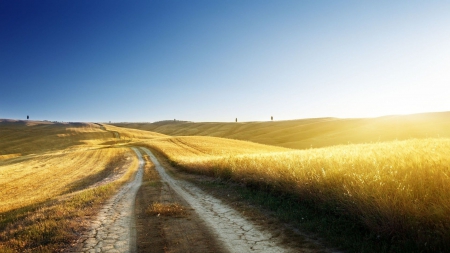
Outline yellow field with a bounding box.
[103,124,168,140]
[2,115,450,251]
[114,111,450,149]
[0,120,138,213]
[0,120,142,252]
[0,147,130,213]
[0,120,111,156]
[141,136,289,163]
[134,133,450,250]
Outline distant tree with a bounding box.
[271,116,273,121]
[235,118,237,122]
[27,115,29,120]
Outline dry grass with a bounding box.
[0,119,111,156]
[146,202,187,217]
[142,136,288,163]
[96,121,450,250]
[141,153,159,182]
[0,147,129,213]
[103,124,168,140]
[3,117,450,251]
[0,152,140,252]
[139,135,450,251]
[0,120,141,252]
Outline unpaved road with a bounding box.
[70,147,333,252]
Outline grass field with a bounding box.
[0,120,111,156]
[114,111,450,149]
[0,147,130,213]
[123,125,450,252]
[0,120,140,252]
[2,113,450,252]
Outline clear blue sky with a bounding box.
[1,1,449,122]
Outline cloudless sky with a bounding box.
[1,0,449,122]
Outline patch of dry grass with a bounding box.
[146,202,187,217]
[141,152,159,182]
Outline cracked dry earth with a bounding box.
[70,147,333,253]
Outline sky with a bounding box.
[1,1,449,123]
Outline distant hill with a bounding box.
[113,111,450,149]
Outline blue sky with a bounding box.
[1,1,449,122]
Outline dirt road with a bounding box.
[70,147,333,252]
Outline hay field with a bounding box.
[114,111,450,149]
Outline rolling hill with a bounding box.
[113,111,450,149]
